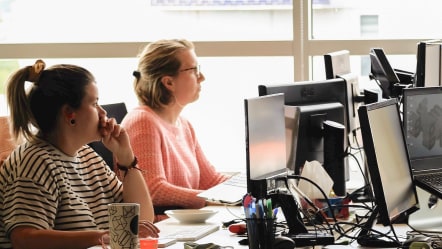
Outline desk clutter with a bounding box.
[229,184,442,249]
[241,192,335,248]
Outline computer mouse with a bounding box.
[273,236,295,249]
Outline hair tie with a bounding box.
[133,70,140,78]
[28,59,46,83]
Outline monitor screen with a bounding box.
[258,78,348,176]
[369,48,400,99]
[403,86,442,161]
[358,99,419,228]
[244,93,288,197]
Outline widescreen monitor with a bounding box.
[244,93,288,197]
[369,48,401,98]
[357,99,419,247]
[258,78,348,176]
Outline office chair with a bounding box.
[0,116,18,162]
[88,102,128,169]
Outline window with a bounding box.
[0,0,430,172]
[0,0,292,43]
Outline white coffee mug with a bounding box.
[108,203,140,249]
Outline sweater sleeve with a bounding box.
[122,107,214,209]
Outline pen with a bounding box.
[273,208,278,218]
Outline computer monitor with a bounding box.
[415,40,442,87]
[324,50,362,134]
[244,93,336,245]
[258,78,348,176]
[324,50,351,79]
[244,93,288,198]
[402,86,442,159]
[357,99,419,247]
[369,48,401,99]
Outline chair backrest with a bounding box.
[101,102,128,123]
[89,102,128,168]
[0,116,17,162]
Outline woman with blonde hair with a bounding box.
[122,39,229,221]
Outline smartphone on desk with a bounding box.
[158,238,177,248]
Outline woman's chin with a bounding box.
[91,133,102,143]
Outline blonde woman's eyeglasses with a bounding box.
[179,65,201,78]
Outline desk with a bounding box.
[153,206,414,249]
[90,205,430,249]
[155,206,245,249]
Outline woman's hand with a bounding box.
[139,220,160,238]
[99,117,134,166]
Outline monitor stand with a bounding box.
[267,190,335,247]
[356,206,401,248]
[267,191,307,235]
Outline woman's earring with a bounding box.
[70,119,76,125]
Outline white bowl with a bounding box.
[164,209,218,223]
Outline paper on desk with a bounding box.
[298,160,334,199]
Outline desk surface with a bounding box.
[149,206,413,249]
[90,204,436,249]
[155,205,244,248]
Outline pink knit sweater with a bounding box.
[122,105,228,210]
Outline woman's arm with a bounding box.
[10,227,106,249]
[100,117,159,233]
[121,166,156,222]
[125,114,207,209]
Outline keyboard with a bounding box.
[283,232,335,247]
[160,224,220,241]
[197,172,247,204]
[416,173,442,188]
[223,172,247,188]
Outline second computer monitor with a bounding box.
[258,78,348,177]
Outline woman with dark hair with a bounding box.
[0,60,159,249]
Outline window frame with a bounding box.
[0,0,429,81]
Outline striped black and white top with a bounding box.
[0,140,123,249]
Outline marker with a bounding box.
[257,200,265,218]
[266,199,273,218]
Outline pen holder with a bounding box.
[246,218,276,249]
